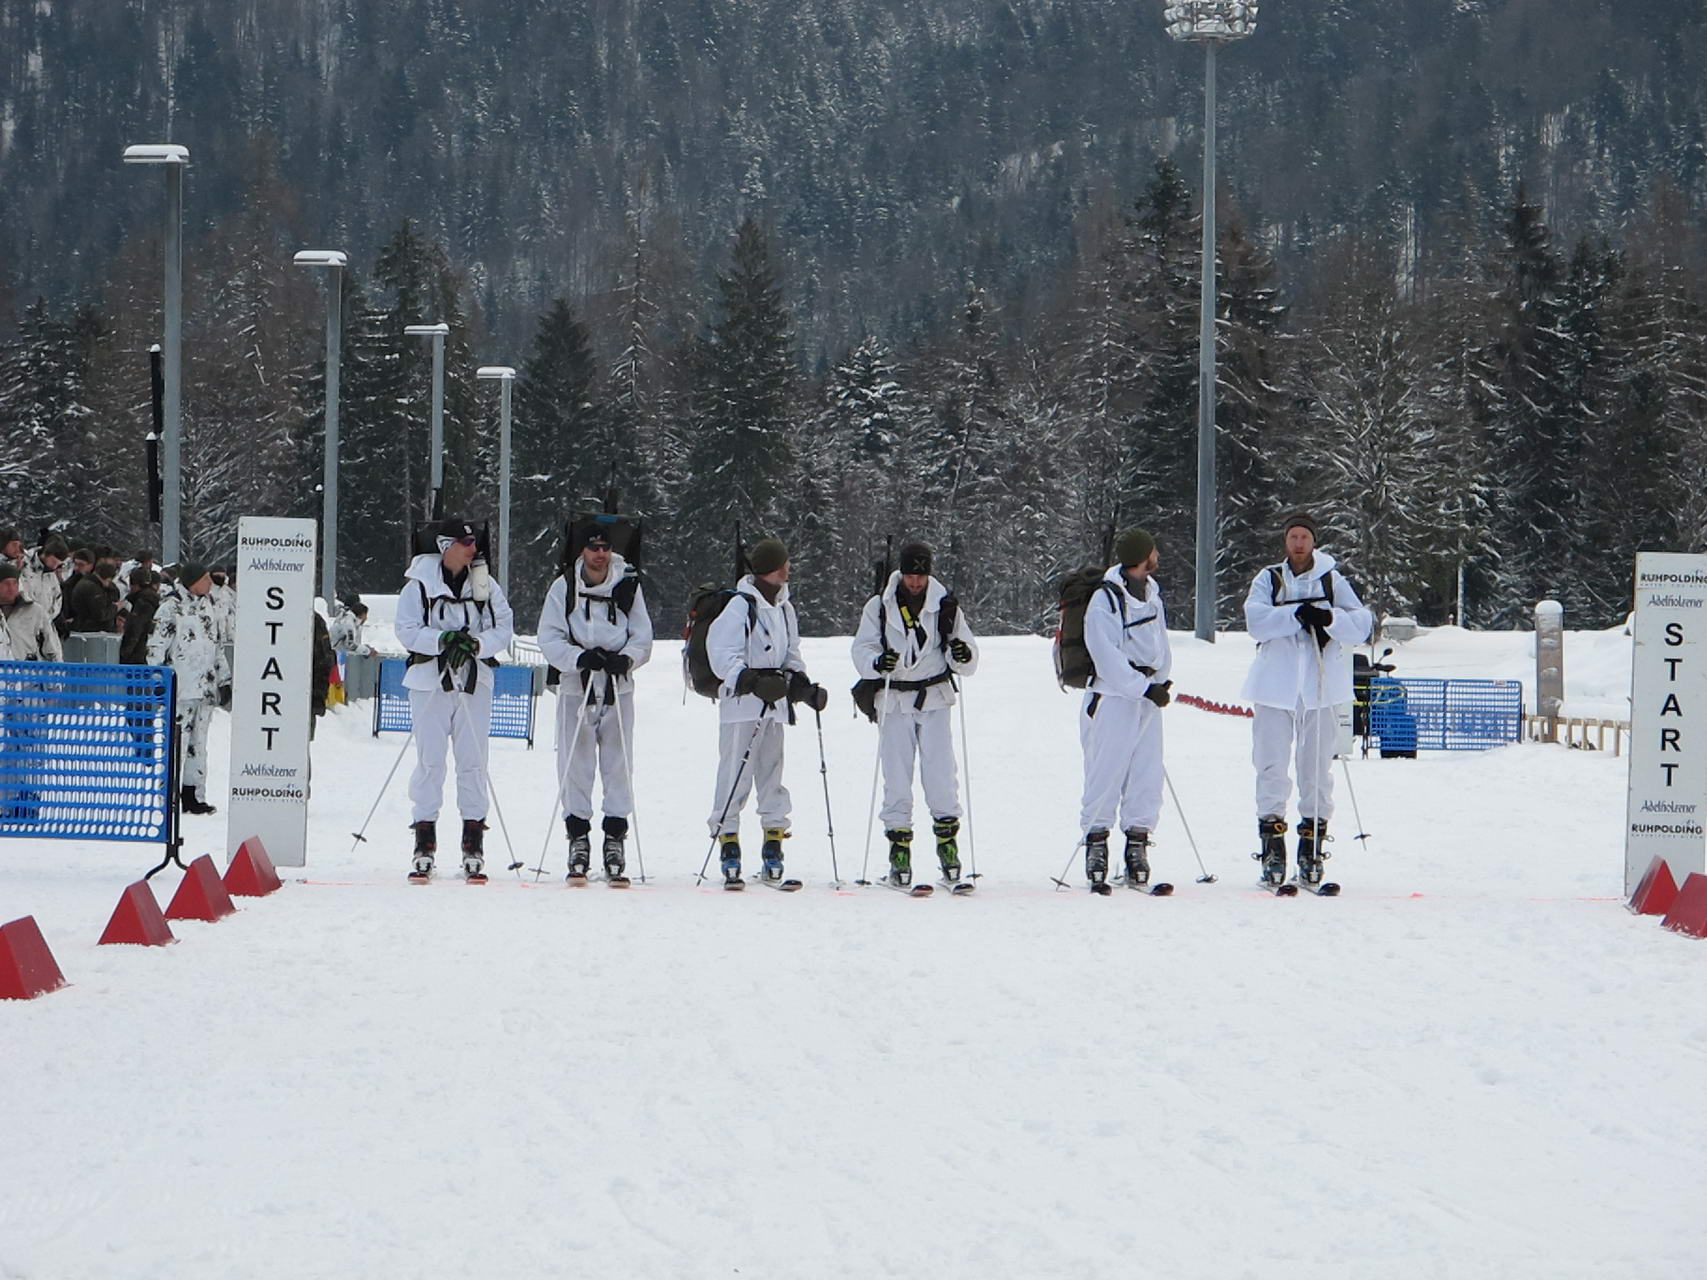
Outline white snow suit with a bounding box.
[537,554,654,823]
[850,572,979,829]
[1,598,62,661]
[705,575,803,835]
[1078,566,1172,836]
[328,605,366,654]
[18,551,63,628]
[393,554,516,823]
[147,582,231,791]
[1240,552,1373,821]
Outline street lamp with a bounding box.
[404,323,451,519]
[123,143,190,565]
[1164,2,1257,642]
[294,250,347,608]
[476,366,517,594]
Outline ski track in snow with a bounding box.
[2,632,1704,1279]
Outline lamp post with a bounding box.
[1164,2,1257,642]
[404,323,451,519]
[122,143,190,565]
[476,366,517,594]
[294,250,347,608]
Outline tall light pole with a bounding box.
[294,251,347,608]
[476,366,517,593]
[404,323,451,519]
[122,143,190,565]
[1165,2,1257,642]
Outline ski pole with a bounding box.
[611,677,646,884]
[1340,756,1371,848]
[697,718,766,884]
[1162,767,1217,883]
[533,678,598,878]
[349,728,416,852]
[1049,838,1085,891]
[954,677,978,880]
[812,704,842,888]
[857,672,894,885]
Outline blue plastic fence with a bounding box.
[1367,677,1524,752]
[372,658,537,746]
[0,661,177,846]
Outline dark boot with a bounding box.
[761,827,787,883]
[1256,815,1288,885]
[719,833,742,885]
[1122,828,1150,886]
[933,817,961,882]
[1296,817,1328,885]
[411,820,437,876]
[886,828,913,886]
[180,786,216,815]
[602,815,628,879]
[461,819,486,878]
[1085,829,1110,886]
[566,814,592,878]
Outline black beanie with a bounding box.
[179,562,211,590]
[898,542,933,576]
[1113,528,1156,569]
[748,537,789,576]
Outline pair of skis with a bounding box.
[1257,876,1341,897]
[722,872,803,892]
[569,870,633,889]
[857,875,976,898]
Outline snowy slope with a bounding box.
[2,631,1701,1280]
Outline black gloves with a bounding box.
[1295,603,1333,631]
[604,653,633,678]
[440,630,479,666]
[737,667,791,705]
[875,650,900,674]
[576,648,606,671]
[788,670,830,712]
[948,639,972,664]
[1144,680,1172,708]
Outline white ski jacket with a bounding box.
[393,554,515,694]
[1084,566,1172,701]
[19,550,63,626]
[1239,551,1372,709]
[850,572,978,713]
[537,553,654,700]
[707,575,803,725]
[146,582,229,704]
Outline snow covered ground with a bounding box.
[4,628,1703,1280]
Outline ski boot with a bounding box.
[885,828,914,887]
[1122,828,1151,887]
[1296,817,1329,887]
[602,815,629,885]
[760,827,788,884]
[461,819,488,882]
[409,819,436,882]
[719,833,743,888]
[565,815,592,881]
[1255,815,1288,887]
[933,817,962,884]
[1085,829,1111,893]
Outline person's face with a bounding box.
[3,541,22,561]
[1285,527,1316,564]
[900,572,929,596]
[0,579,18,605]
[581,544,612,577]
[188,575,213,596]
[43,554,61,572]
[760,561,791,587]
[1125,548,1161,581]
[442,538,478,572]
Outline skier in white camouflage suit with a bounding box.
[850,541,978,888]
[393,517,515,882]
[536,520,653,882]
[146,563,229,815]
[1241,512,1373,889]
[18,537,68,631]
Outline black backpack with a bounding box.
[1052,568,1122,690]
[682,584,757,699]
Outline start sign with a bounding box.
[1624,551,1707,895]
[226,516,317,869]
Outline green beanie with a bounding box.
[1113,528,1156,569]
[748,537,789,576]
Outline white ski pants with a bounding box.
[177,699,214,791]
[1252,703,1338,821]
[409,686,492,823]
[708,720,791,835]
[555,687,636,821]
[877,706,960,829]
[1078,693,1163,835]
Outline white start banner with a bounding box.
[1624,551,1707,895]
[226,516,317,869]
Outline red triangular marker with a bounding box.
[224,838,283,898]
[1661,872,1707,939]
[98,881,177,946]
[165,855,238,922]
[1628,856,1680,917]
[0,915,68,1000]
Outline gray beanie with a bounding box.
[1113,528,1156,569]
[748,537,789,576]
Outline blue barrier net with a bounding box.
[373,658,537,743]
[1368,677,1524,752]
[0,660,176,843]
